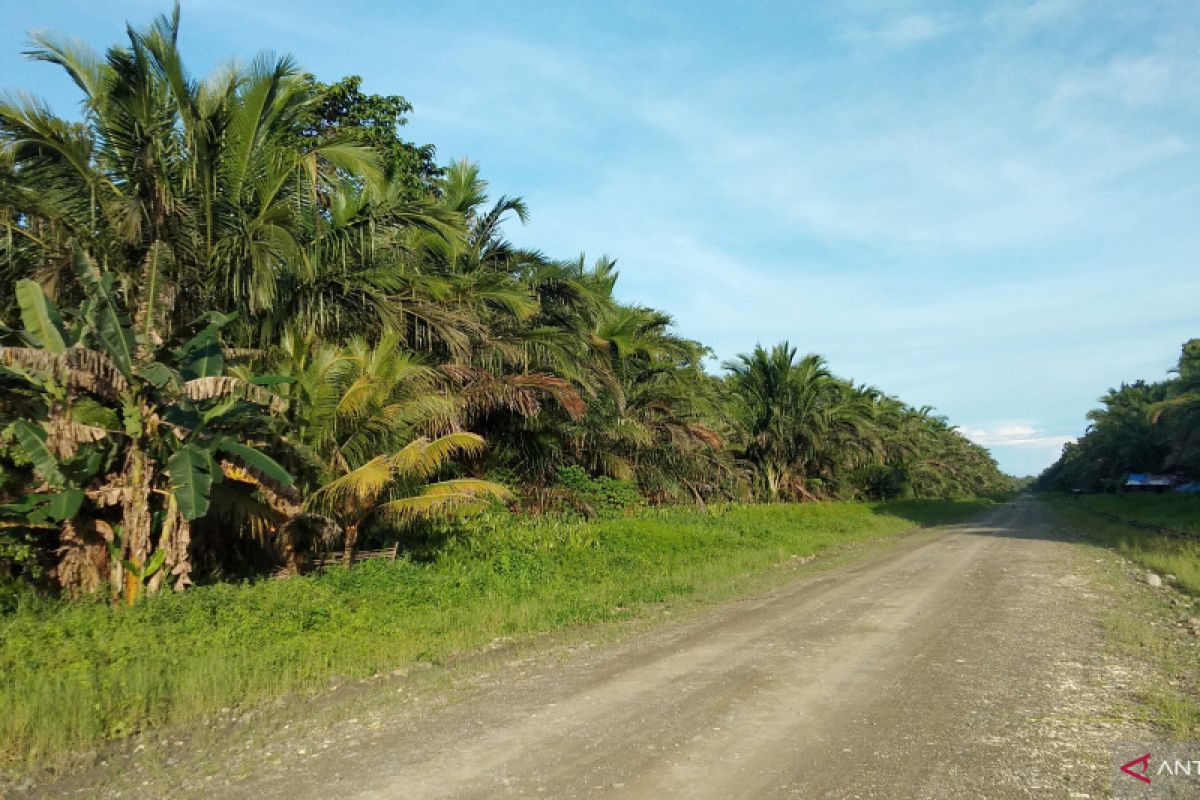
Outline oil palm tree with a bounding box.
[305,432,510,565]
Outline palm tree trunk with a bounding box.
[342,522,359,568]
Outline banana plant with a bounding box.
[105,528,165,607]
[0,247,295,600]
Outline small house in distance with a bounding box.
[1123,473,1184,493]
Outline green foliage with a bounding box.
[0,6,1017,601]
[1,269,293,596]
[1038,339,1200,491]
[1041,493,1200,595]
[9,420,64,487]
[554,465,644,515]
[723,342,1011,501]
[14,280,69,352]
[0,498,994,764]
[71,249,135,376]
[167,445,215,521]
[294,75,441,197]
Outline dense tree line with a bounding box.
[1037,340,1200,492]
[0,9,1011,600]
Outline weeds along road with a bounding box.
[103,498,1143,798]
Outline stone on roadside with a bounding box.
[1146,572,1162,588]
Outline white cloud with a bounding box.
[958,423,1073,451]
[843,14,944,47]
[984,0,1083,32]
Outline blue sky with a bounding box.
[3,1,1198,476]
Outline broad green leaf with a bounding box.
[162,404,201,433]
[63,449,103,484]
[15,280,71,353]
[137,361,178,389]
[72,247,134,376]
[168,444,214,520]
[177,331,222,380]
[68,397,120,429]
[44,488,84,521]
[217,439,293,486]
[200,397,241,425]
[177,311,239,370]
[11,420,65,487]
[143,548,166,578]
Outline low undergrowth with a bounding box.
[0,498,993,767]
[1040,494,1200,594]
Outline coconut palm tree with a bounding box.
[0,5,437,348]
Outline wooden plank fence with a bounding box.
[310,543,400,570]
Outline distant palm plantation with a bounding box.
[1037,339,1200,492]
[0,7,1010,601]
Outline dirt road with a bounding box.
[51,497,1149,799]
[174,497,1129,800]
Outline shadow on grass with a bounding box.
[867,495,1012,530]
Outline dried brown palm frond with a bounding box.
[684,422,724,451]
[55,518,113,595]
[88,483,132,508]
[181,376,288,414]
[222,348,264,362]
[150,495,192,592]
[44,417,109,458]
[506,373,586,420]
[439,364,586,422]
[0,346,129,398]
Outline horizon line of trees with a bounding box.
[0,7,1012,602]
[1036,339,1200,492]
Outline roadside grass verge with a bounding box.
[1038,493,1200,739]
[1039,494,1200,595]
[0,498,994,768]
[1052,493,1200,537]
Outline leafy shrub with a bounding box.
[554,466,644,516]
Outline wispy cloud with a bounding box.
[958,423,1073,451]
[842,14,944,47]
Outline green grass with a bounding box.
[1038,493,1200,739]
[1040,493,1200,594]
[1057,492,1200,535]
[0,498,995,767]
